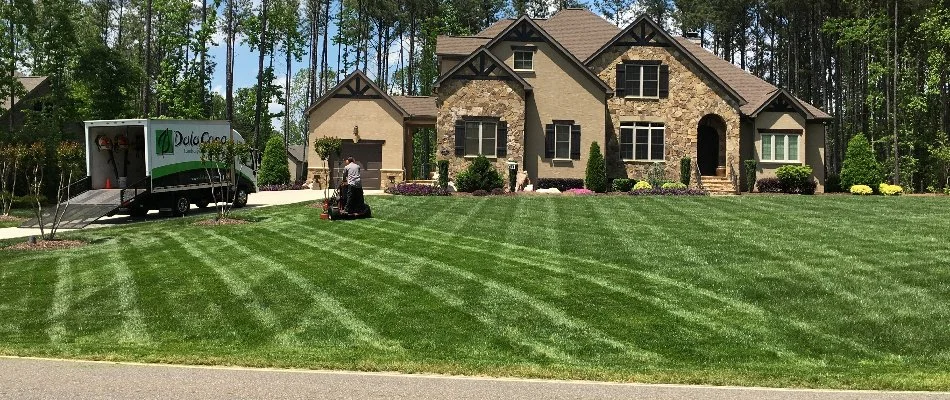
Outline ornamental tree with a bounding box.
[47,142,85,240]
[258,135,290,186]
[585,142,607,193]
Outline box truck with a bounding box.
[21,119,258,229]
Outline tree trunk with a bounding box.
[320,0,330,93]
[226,0,235,121]
[254,0,270,150]
[143,0,153,117]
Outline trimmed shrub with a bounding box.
[629,188,709,196]
[879,183,903,196]
[801,180,818,195]
[679,157,691,186]
[646,162,666,188]
[385,183,450,196]
[611,178,634,192]
[585,142,607,193]
[825,173,843,193]
[537,178,584,192]
[661,182,687,190]
[455,155,503,192]
[437,160,449,189]
[490,187,506,196]
[775,165,813,193]
[633,181,653,191]
[472,189,489,196]
[851,184,873,195]
[743,160,757,192]
[258,135,291,186]
[840,134,883,189]
[756,177,783,193]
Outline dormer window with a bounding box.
[513,49,534,71]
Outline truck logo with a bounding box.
[156,129,174,155]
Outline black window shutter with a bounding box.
[454,120,465,156]
[659,65,670,98]
[544,124,555,158]
[570,125,581,160]
[615,64,625,98]
[496,121,508,157]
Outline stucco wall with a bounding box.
[491,42,607,182]
[752,112,825,192]
[590,46,742,184]
[436,79,526,178]
[306,97,405,183]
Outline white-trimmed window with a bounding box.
[620,122,665,161]
[514,50,534,71]
[625,64,660,98]
[761,132,800,162]
[464,121,498,157]
[554,124,571,159]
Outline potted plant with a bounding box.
[313,136,342,219]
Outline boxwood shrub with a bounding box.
[537,178,584,192]
[775,165,814,194]
[455,155,503,192]
[611,178,634,192]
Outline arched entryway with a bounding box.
[697,114,726,176]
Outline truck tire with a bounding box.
[130,205,148,218]
[232,188,248,208]
[195,199,210,209]
[173,196,190,216]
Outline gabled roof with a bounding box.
[1,73,49,111]
[305,70,408,117]
[673,38,831,120]
[434,47,534,92]
[287,145,306,163]
[484,15,612,94]
[586,16,747,106]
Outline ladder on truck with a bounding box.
[19,177,150,229]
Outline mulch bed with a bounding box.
[193,218,249,226]
[4,239,86,251]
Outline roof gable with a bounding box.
[585,16,746,105]
[749,89,818,120]
[485,16,612,94]
[434,47,533,91]
[305,70,408,117]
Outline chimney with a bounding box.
[685,32,702,45]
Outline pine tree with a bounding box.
[840,134,883,190]
[258,135,291,185]
[585,142,607,193]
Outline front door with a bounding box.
[697,125,719,176]
[332,141,383,189]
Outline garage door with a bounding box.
[332,141,383,189]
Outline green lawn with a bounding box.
[0,209,33,228]
[1,195,949,390]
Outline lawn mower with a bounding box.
[323,180,372,220]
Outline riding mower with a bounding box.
[323,180,372,220]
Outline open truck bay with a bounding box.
[21,119,258,229]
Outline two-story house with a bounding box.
[306,9,830,192]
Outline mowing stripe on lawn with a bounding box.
[205,230,403,352]
[46,256,73,346]
[165,232,283,340]
[105,243,151,345]
[287,222,650,361]
[373,214,767,320]
[262,226,575,362]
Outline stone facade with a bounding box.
[436,78,527,177]
[589,46,743,184]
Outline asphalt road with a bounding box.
[1,357,948,400]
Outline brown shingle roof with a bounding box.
[674,37,830,119]
[1,74,48,111]
[539,9,620,62]
[436,36,492,57]
[392,96,437,118]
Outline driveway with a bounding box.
[1,357,947,400]
[0,189,383,240]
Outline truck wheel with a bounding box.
[130,205,148,218]
[195,199,210,209]
[173,196,190,216]
[232,188,248,208]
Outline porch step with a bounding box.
[697,177,737,195]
